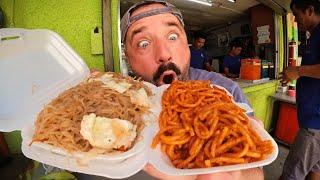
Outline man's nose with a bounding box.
[155,41,172,63]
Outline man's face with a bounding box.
[194,37,205,49]
[292,5,311,31]
[124,3,190,86]
[232,47,242,56]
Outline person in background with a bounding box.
[189,33,213,71]
[281,0,320,180]
[120,0,263,179]
[223,40,242,78]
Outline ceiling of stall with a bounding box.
[120,0,260,31]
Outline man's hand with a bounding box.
[143,163,196,180]
[249,116,264,128]
[143,164,263,180]
[281,66,300,85]
[196,170,241,180]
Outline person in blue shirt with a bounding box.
[281,0,320,179]
[223,40,242,78]
[189,33,212,71]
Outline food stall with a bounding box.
[0,0,293,179]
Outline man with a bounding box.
[189,33,212,71]
[223,40,242,78]
[281,0,320,180]
[121,1,263,179]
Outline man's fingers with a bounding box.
[143,163,169,179]
[197,171,241,180]
[280,78,289,86]
[249,116,264,128]
[143,163,196,180]
[278,72,284,80]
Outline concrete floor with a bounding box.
[264,145,289,180]
[0,144,290,180]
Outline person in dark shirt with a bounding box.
[281,0,320,180]
[223,40,242,78]
[189,33,212,71]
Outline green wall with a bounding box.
[0,0,105,71]
[0,0,107,153]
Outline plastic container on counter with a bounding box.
[240,59,261,80]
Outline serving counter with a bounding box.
[237,79,279,130]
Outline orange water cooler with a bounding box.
[240,59,261,80]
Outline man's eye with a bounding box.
[168,33,178,41]
[138,40,150,48]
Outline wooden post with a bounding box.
[111,0,121,73]
[102,0,114,72]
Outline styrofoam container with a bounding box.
[0,28,152,178]
[148,116,278,176]
[0,28,278,179]
[0,28,90,132]
[146,84,278,175]
[22,124,150,164]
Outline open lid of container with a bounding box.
[0,28,90,132]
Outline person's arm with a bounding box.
[282,64,320,84]
[224,67,238,78]
[205,62,213,71]
[223,57,238,78]
[298,64,320,78]
[204,51,213,71]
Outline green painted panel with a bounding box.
[243,81,278,130]
[1,0,105,71]
[242,81,278,94]
[0,0,13,27]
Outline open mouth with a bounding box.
[163,74,173,84]
[158,70,178,86]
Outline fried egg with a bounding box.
[99,73,132,93]
[80,113,137,151]
[129,88,150,108]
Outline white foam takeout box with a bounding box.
[0,29,278,179]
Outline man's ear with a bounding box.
[123,48,131,64]
[123,47,128,61]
